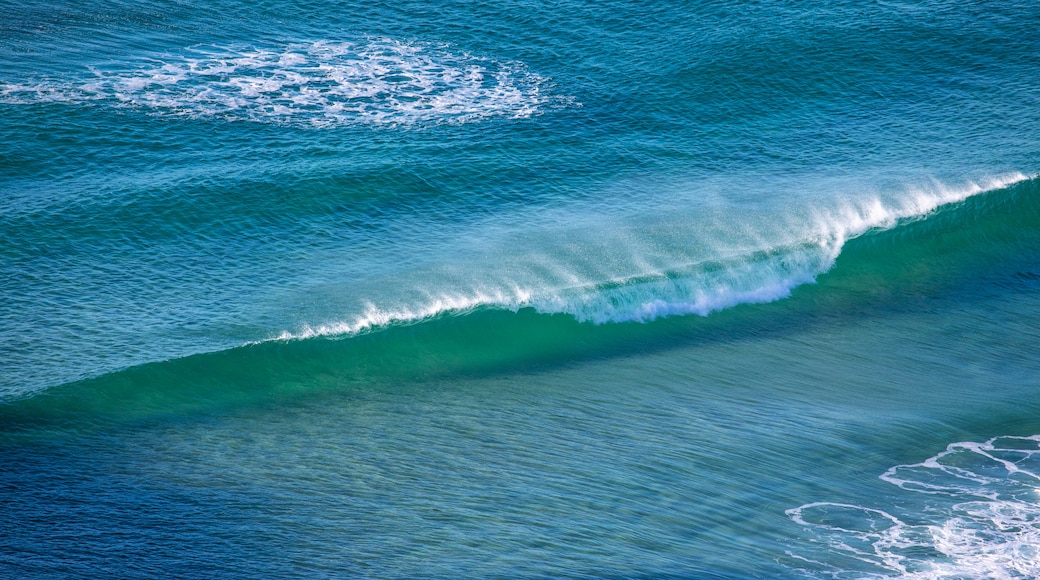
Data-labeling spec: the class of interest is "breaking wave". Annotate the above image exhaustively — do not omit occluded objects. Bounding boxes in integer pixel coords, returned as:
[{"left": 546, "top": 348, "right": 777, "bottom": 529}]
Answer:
[
  {"left": 3, "top": 173, "right": 1039, "bottom": 419},
  {"left": 274, "top": 173, "right": 1031, "bottom": 341}
]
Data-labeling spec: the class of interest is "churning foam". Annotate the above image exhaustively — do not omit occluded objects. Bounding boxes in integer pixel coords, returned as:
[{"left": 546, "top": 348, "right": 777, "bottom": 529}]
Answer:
[
  {"left": 270, "top": 173, "right": 1031, "bottom": 341},
  {"left": 0, "top": 38, "right": 563, "bottom": 126},
  {"left": 787, "top": 435, "right": 1040, "bottom": 579}
]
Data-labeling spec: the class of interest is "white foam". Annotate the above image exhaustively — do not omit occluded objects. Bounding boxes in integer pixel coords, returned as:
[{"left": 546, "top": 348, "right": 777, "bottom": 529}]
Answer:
[
  {"left": 0, "top": 38, "right": 565, "bottom": 126},
  {"left": 881, "top": 437, "right": 1040, "bottom": 500},
  {"left": 787, "top": 435, "right": 1040, "bottom": 579}
]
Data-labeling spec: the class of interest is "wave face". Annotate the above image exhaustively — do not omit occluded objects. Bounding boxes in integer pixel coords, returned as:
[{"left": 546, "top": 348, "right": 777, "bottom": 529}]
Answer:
[{"left": 4, "top": 0, "right": 1040, "bottom": 577}]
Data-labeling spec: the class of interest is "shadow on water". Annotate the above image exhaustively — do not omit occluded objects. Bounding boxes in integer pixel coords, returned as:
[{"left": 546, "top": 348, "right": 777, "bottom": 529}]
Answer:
[{"left": 3, "top": 177, "right": 1039, "bottom": 432}]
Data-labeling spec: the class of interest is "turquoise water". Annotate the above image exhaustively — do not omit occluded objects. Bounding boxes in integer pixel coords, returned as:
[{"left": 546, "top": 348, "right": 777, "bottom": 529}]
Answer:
[{"left": 3, "top": 1, "right": 1040, "bottom": 577}]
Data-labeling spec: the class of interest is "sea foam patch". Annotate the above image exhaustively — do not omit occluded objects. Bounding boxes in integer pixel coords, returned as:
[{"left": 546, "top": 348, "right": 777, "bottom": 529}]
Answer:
[
  {"left": 786, "top": 435, "right": 1040, "bottom": 579},
  {"left": 0, "top": 39, "right": 562, "bottom": 126}
]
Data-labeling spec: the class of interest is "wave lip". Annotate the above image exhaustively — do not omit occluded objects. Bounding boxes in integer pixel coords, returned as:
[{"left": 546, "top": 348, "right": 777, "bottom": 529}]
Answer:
[{"left": 1, "top": 38, "right": 566, "bottom": 127}]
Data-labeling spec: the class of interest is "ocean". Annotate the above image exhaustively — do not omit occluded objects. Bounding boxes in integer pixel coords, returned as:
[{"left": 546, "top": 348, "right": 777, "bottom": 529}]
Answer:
[{"left": 2, "top": 0, "right": 1040, "bottom": 577}]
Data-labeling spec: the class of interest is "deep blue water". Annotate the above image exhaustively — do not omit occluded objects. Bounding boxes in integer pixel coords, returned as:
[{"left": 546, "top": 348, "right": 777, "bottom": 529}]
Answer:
[{"left": 3, "top": 1, "right": 1040, "bottom": 577}]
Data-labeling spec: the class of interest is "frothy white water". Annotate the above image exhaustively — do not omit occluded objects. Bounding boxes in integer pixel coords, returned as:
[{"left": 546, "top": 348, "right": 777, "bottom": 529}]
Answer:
[
  {"left": 0, "top": 38, "right": 563, "bottom": 126},
  {"left": 271, "top": 172, "right": 1030, "bottom": 341},
  {"left": 787, "top": 435, "right": 1040, "bottom": 579}
]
